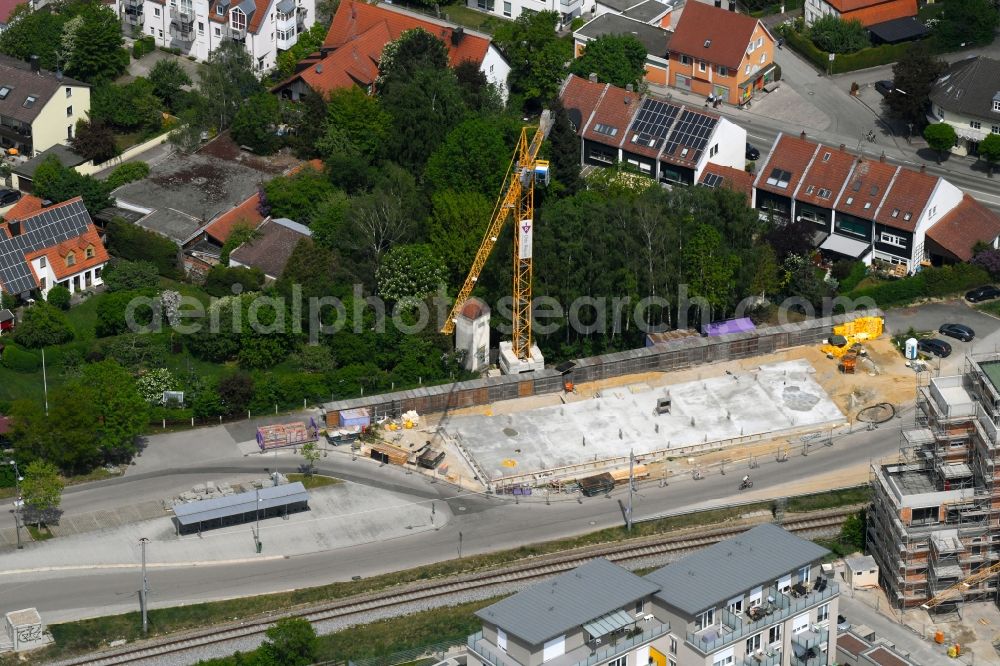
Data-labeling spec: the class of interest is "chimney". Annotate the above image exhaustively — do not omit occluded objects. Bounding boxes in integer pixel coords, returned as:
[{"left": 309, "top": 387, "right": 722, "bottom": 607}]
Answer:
[
  {"left": 839, "top": 143, "right": 846, "bottom": 151},
  {"left": 626, "top": 83, "right": 634, "bottom": 92},
  {"left": 451, "top": 27, "right": 464, "bottom": 45},
  {"left": 800, "top": 131, "right": 807, "bottom": 140},
  {"left": 589, "top": 72, "right": 598, "bottom": 83},
  {"left": 315, "top": 63, "right": 323, "bottom": 74},
  {"left": 29, "top": 55, "right": 39, "bottom": 74},
  {"left": 728, "top": 1, "right": 736, "bottom": 10},
  {"left": 879, "top": 151, "right": 886, "bottom": 162},
  {"left": 8, "top": 219, "right": 20, "bottom": 237},
  {"left": 714, "top": 0, "right": 721, "bottom": 6},
  {"left": 920, "top": 165, "right": 926, "bottom": 173}
]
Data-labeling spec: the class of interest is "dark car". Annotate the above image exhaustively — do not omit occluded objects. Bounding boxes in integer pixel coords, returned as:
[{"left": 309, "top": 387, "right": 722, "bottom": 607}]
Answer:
[
  {"left": 966, "top": 285, "right": 1000, "bottom": 303},
  {"left": 0, "top": 189, "right": 21, "bottom": 206},
  {"left": 919, "top": 338, "right": 953, "bottom": 358},
  {"left": 939, "top": 323, "right": 975, "bottom": 342},
  {"left": 874, "top": 80, "right": 893, "bottom": 96},
  {"left": 745, "top": 143, "right": 760, "bottom": 160}
]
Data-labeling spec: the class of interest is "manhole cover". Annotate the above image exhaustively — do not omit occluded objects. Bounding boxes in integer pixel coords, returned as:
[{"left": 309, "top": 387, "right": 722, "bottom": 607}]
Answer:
[
  {"left": 191, "top": 176, "right": 207, "bottom": 185},
  {"left": 458, "top": 506, "right": 466, "bottom": 511},
  {"left": 589, "top": 521, "right": 596, "bottom": 525},
  {"left": 503, "top": 428, "right": 518, "bottom": 437}
]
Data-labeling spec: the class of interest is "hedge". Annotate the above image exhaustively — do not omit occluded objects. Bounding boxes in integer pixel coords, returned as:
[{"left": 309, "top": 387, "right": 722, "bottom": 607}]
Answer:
[
  {"left": 106, "top": 161, "right": 150, "bottom": 189},
  {"left": 848, "top": 263, "right": 989, "bottom": 308},
  {"left": 106, "top": 218, "right": 182, "bottom": 278},
  {"left": 2, "top": 346, "right": 41, "bottom": 373},
  {"left": 780, "top": 24, "right": 942, "bottom": 74},
  {"left": 132, "top": 36, "right": 155, "bottom": 59}
]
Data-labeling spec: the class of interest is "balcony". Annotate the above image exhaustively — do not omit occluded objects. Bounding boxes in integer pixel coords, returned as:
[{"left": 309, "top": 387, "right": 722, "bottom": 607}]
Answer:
[
  {"left": 560, "top": 0, "right": 582, "bottom": 12},
  {"left": 276, "top": 26, "right": 296, "bottom": 51},
  {"left": 169, "top": 6, "right": 194, "bottom": 43},
  {"left": 743, "top": 650, "right": 781, "bottom": 666},
  {"left": 229, "top": 26, "right": 246, "bottom": 41},
  {"left": 790, "top": 627, "right": 828, "bottom": 666},
  {"left": 467, "top": 620, "right": 671, "bottom": 666},
  {"left": 685, "top": 582, "right": 839, "bottom": 655}
]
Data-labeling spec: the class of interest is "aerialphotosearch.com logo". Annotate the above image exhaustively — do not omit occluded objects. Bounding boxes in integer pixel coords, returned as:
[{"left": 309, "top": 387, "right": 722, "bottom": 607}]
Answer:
[{"left": 125, "top": 283, "right": 879, "bottom": 343}]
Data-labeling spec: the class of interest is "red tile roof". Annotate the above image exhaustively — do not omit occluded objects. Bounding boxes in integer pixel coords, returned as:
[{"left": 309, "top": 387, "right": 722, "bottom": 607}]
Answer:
[
  {"left": 874, "top": 167, "right": 938, "bottom": 232},
  {"left": 25, "top": 226, "right": 109, "bottom": 281},
  {"left": 204, "top": 193, "right": 264, "bottom": 245},
  {"left": 842, "top": 0, "right": 917, "bottom": 27},
  {"left": 560, "top": 75, "right": 610, "bottom": 131},
  {"left": 699, "top": 164, "right": 753, "bottom": 202},
  {"left": 927, "top": 195, "right": 1000, "bottom": 262},
  {"left": 834, "top": 159, "right": 898, "bottom": 219},
  {"left": 325, "top": 1, "right": 490, "bottom": 67},
  {"left": 4, "top": 194, "right": 45, "bottom": 222},
  {"left": 669, "top": 1, "right": 766, "bottom": 70},
  {"left": 580, "top": 84, "right": 640, "bottom": 147},
  {"left": 754, "top": 133, "right": 818, "bottom": 197},
  {"left": 795, "top": 144, "right": 855, "bottom": 208},
  {"left": 284, "top": 21, "right": 387, "bottom": 93},
  {"left": 0, "top": 0, "right": 24, "bottom": 25}
]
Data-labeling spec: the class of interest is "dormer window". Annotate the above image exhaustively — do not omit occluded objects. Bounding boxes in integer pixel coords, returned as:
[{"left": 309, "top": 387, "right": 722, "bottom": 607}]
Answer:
[
  {"left": 85, "top": 246, "right": 94, "bottom": 259},
  {"left": 66, "top": 252, "right": 76, "bottom": 267},
  {"left": 994, "top": 100, "right": 1000, "bottom": 112},
  {"left": 891, "top": 208, "right": 899, "bottom": 218},
  {"left": 231, "top": 7, "right": 246, "bottom": 30},
  {"left": 845, "top": 197, "right": 854, "bottom": 205},
  {"left": 39, "top": 256, "right": 46, "bottom": 268},
  {"left": 903, "top": 212, "right": 912, "bottom": 221},
  {"left": 0, "top": 87, "right": 10, "bottom": 100},
  {"left": 822, "top": 152, "right": 830, "bottom": 162}
]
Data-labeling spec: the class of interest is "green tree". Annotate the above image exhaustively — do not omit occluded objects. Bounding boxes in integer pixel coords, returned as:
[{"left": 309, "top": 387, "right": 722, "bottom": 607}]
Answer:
[
  {"left": 570, "top": 34, "right": 648, "bottom": 88},
  {"left": 683, "top": 224, "right": 736, "bottom": 322},
  {"left": 749, "top": 245, "right": 781, "bottom": 299},
  {"left": 46, "top": 384, "right": 103, "bottom": 473},
  {"left": 148, "top": 58, "right": 192, "bottom": 112},
  {"left": 231, "top": 92, "right": 282, "bottom": 154},
  {"left": 20, "top": 460, "right": 64, "bottom": 527},
  {"left": 101, "top": 259, "right": 160, "bottom": 292},
  {"left": 808, "top": 15, "right": 869, "bottom": 54},
  {"left": 493, "top": 11, "right": 573, "bottom": 111},
  {"left": 427, "top": 189, "right": 494, "bottom": 282},
  {"left": 106, "top": 218, "right": 181, "bottom": 276},
  {"left": 782, "top": 254, "right": 829, "bottom": 307},
  {"left": 285, "top": 90, "right": 327, "bottom": 159},
  {"left": 8, "top": 399, "right": 48, "bottom": 462},
  {"left": 840, "top": 510, "right": 866, "bottom": 550},
  {"left": 276, "top": 22, "right": 326, "bottom": 78},
  {"left": 454, "top": 59, "right": 503, "bottom": 114},
  {"left": 92, "top": 80, "right": 163, "bottom": 132},
  {"left": 380, "top": 67, "right": 467, "bottom": 171},
  {"left": 376, "top": 28, "right": 450, "bottom": 90},
  {"left": 203, "top": 264, "right": 265, "bottom": 297},
  {"left": 78, "top": 361, "right": 148, "bottom": 461},
  {"left": 46, "top": 285, "right": 71, "bottom": 310},
  {"left": 258, "top": 618, "right": 318, "bottom": 666},
  {"left": 424, "top": 117, "right": 512, "bottom": 198},
  {"left": 217, "top": 372, "right": 254, "bottom": 415},
  {"left": 321, "top": 87, "right": 392, "bottom": 162},
  {"left": 105, "top": 161, "right": 151, "bottom": 189},
  {"left": 62, "top": 3, "right": 129, "bottom": 84},
  {"left": 979, "top": 132, "right": 1000, "bottom": 178},
  {"left": 71, "top": 119, "right": 119, "bottom": 163},
  {"left": 885, "top": 44, "right": 946, "bottom": 128},
  {"left": 262, "top": 169, "right": 338, "bottom": 224},
  {"left": 375, "top": 244, "right": 447, "bottom": 306},
  {"left": 547, "top": 99, "right": 582, "bottom": 196},
  {"left": 199, "top": 40, "right": 263, "bottom": 130},
  {"left": 309, "top": 190, "right": 352, "bottom": 250},
  {"left": 935, "top": 0, "right": 1000, "bottom": 49},
  {"left": 300, "top": 442, "right": 320, "bottom": 476},
  {"left": 33, "top": 155, "right": 113, "bottom": 214},
  {"left": 0, "top": 5, "right": 66, "bottom": 70},
  {"left": 96, "top": 289, "right": 159, "bottom": 337},
  {"left": 12, "top": 302, "right": 74, "bottom": 348},
  {"left": 924, "top": 122, "right": 957, "bottom": 163},
  {"left": 220, "top": 222, "right": 258, "bottom": 265}
]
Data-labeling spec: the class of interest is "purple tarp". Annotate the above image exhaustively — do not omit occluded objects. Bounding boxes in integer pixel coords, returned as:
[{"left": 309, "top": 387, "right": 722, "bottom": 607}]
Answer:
[{"left": 704, "top": 317, "right": 756, "bottom": 337}]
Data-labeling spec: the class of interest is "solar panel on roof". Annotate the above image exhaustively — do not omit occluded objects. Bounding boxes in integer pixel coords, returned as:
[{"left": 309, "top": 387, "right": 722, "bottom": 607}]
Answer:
[
  {"left": 701, "top": 172, "right": 724, "bottom": 188},
  {"left": 0, "top": 200, "right": 94, "bottom": 295},
  {"left": 627, "top": 98, "right": 680, "bottom": 151},
  {"left": 663, "top": 109, "right": 717, "bottom": 162}
]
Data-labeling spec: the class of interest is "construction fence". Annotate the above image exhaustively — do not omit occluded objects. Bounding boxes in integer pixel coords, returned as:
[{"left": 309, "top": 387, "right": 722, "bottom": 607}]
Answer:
[{"left": 323, "top": 310, "right": 883, "bottom": 424}]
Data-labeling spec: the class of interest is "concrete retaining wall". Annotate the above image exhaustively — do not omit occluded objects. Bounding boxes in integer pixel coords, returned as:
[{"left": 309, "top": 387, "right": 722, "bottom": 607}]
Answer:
[{"left": 323, "top": 310, "right": 882, "bottom": 425}]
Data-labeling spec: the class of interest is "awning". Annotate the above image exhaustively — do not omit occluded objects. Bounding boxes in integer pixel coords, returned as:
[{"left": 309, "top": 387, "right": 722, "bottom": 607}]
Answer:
[
  {"left": 956, "top": 125, "right": 989, "bottom": 142},
  {"left": 583, "top": 609, "right": 635, "bottom": 638},
  {"left": 820, "top": 234, "right": 870, "bottom": 258}
]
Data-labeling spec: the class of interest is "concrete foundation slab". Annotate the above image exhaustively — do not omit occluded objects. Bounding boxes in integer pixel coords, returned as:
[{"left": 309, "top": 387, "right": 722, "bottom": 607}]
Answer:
[
  {"left": 447, "top": 359, "right": 845, "bottom": 481},
  {"left": 499, "top": 341, "right": 545, "bottom": 374}
]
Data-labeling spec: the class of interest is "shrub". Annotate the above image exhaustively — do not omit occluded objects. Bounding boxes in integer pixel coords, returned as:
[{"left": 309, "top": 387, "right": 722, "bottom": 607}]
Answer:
[
  {"left": 106, "top": 218, "right": 182, "bottom": 278},
  {"left": 12, "top": 303, "right": 74, "bottom": 348},
  {"left": 837, "top": 261, "right": 868, "bottom": 293},
  {"left": 106, "top": 161, "right": 151, "bottom": 189},
  {"left": 2, "top": 346, "right": 40, "bottom": 373},
  {"left": 810, "top": 15, "right": 869, "bottom": 54},
  {"left": 848, "top": 263, "right": 989, "bottom": 307},
  {"left": 202, "top": 264, "right": 265, "bottom": 298},
  {"left": 101, "top": 259, "right": 160, "bottom": 292},
  {"left": 46, "top": 285, "right": 71, "bottom": 310}
]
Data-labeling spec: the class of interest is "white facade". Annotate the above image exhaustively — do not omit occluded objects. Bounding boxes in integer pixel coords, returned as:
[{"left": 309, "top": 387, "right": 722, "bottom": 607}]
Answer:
[
  {"left": 120, "top": 0, "right": 315, "bottom": 72},
  {"left": 929, "top": 103, "right": 1000, "bottom": 157},
  {"left": 481, "top": 44, "right": 512, "bottom": 103},
  {"left": 702, "top": 117, "right": 746, "bottom": 180},
  {"left": 804, "top": 0, "right": 839, "bottom": 25},
  {"left": 29, "top": 83, "right": 91, "bottom": 156},
  {"left": 28, "top": 252, "right": 105, "bottom": 298},
  {"left": 467, "top": 0, "right": 583, "bottom": 24}
]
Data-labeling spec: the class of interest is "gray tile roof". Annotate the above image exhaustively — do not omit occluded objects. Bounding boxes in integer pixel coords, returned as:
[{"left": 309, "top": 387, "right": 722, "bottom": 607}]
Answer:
[
  {"left": 173, "top": 481, "right": 309, "bottom": 526},
  {"left": 575, "top": 14, "right": 671, "bottom": 57},
  {"left": 475, "top": 558, "right": 661, "bottom": 645},
  {"left": 643, "top": 524, "right": 830, "bottom": 616},
  {"left": 930, "top": 56, "right": 1000, "bottom": 122},
  {"left": 12, "top": 144, "right": 88, "bottom": 179},
  {"left": 0, "top": 198, "right": 93, "bottom": 295},
  {"left": 0, "top": 55, "right": 87, "bottom": 125},
  {"left": 229, "top": 217, "right": 311, "bottom": 278}
]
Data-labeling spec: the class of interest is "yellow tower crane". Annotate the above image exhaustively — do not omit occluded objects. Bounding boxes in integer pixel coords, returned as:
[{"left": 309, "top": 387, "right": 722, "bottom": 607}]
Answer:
[
  {"left": 441, "top": 111, "right": 552, "bottom": 372},
  {"left": 920, "top": 559, "right": 1000, "bottom": 610}
]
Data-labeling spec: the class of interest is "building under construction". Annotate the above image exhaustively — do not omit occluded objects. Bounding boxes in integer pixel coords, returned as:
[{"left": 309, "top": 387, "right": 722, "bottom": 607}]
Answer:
[{"left": 868, "top": 353, "right": 1000, "bottom": 610}]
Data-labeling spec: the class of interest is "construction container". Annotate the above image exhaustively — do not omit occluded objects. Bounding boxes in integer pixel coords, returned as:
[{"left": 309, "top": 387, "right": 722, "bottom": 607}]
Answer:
[
  {"left": 610, "top": 465, "right": 649, "bottom": 483},
  {"left": 578, "top": 472, "right": 615, "bottom": 497},
  {"left": 256, "top": 422, "right": 317, "bottom": 451},
  {"left": 418, "top": 449, "right": 446, "bottom": 469},
  {"left": 340, "top": 408, "right": 371, "bottom": 428},
  {"left": 369, "top": 441, "right": 409, "bottom": 466}
]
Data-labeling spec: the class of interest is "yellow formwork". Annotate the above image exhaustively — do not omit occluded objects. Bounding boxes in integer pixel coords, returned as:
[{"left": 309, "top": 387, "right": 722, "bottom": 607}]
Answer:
[{"left": 820, "top": 316, "right": 884, "bottom": 358}]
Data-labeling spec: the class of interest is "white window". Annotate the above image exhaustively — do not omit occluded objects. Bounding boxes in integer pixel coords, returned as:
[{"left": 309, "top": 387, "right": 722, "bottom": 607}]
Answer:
[
  {"left": 668, "top": 660, "right": 677, "bottom": 666},
  {"left": 503, "top": 1, "right": 511, "bottom": 16},
  {"left": 150, "top": 25, "right": 155, "bottom": 34},
  {"left": 792, "top": 613, "right": 809, "bottom": 635},
  {"left": 681, "top": 55, "right": 691, "bottom": 65},
  {"left": 217, "top": 4, "right": 224, "bottom": 14},
  {"left": 929, "top": 205, "right": 937, "bottom": 218},
  {"left": 760, "top": 52, "right": 766, "bottom": 64},
  {"left": 768, "top": 624, "right": 782, "bottom": 645},
  {"left": 993, "top": 126, "right": 1000, "bottom": 134},
  {"left": 710, "top": 144, "right": 719, "bottom": 157},
  {"left": 542, "top": 636, "right": 565, "bottom": 663},
  {"left": 817, "top": 603, "right": 830, "bottom": 624},
  {"left": 231, "top": 7, "right": 246, "bottom": 30},
  {"left": 799, "top": 565, "right": 811, "bottom": 584},
  {"left": 158, "top": 29, "right": 163, "bottom": 37},
  {"left": 711, "top": 647, "right": 734, "bottom": 666},
  {"left": 497, "top": 628, "right": 507, "bottom": 651},
  {"left": 215, "top": 26, "right": 221, "bottom": 36},
  {"left": 994, "top": 100, "right": 1000, "bottom": 112},
  {"left": 745, "top": 65, "right": 750, "bottom": 76},
  {"left": 971, "top": 120, "right": 982, "bottom": 129},
  {"left": 749, "top": 586, "right": 763, "bottom": 607},
  {"left": 718, "top": 65, "right": 728, "bottom": 76},
  {"left": 747, "top": 40, "right": 756, "bottom": 53},
  {"left": 756, "top": 37, "right": 763, "bottom": 48},
  {"left": 777, "top": 575, "right": 791, "bottom": 593},
  {"left": 699, "top": 61, "right": 706, "bottom": 73},
  {"left": 727, "top": 595, "right": 743, "bottom": 614},
  {"left": 669, "top": 636, "right": 678, "bottom": 654},
  {"left": 746, "top": 633, "right": 761, "bottom": 654},
  {"left": 608, "top": 657, "right": 627, "bottom": 666},
  {"left": 198, "top": 21, "right": 204, "bottom": 33},
  {"left": 65, "top": 87, "right": 71, "bottom": 98},
  {"left": 66, "top": 105, "right": 72, "bottom": 117},
  {"left": 881, "top": 232, "right": 905, "bottom": 247},
  {"left": 154, "top": 6, "right": 160, "bottom": 16},
  {"left": 697, "top": 608, "right": 715, "bottom": 630}
]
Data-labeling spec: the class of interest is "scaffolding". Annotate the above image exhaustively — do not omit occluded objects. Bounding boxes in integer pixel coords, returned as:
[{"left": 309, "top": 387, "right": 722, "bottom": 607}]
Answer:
[{"left": 867, "top": 353, "right": 1000, "bottom": 610}]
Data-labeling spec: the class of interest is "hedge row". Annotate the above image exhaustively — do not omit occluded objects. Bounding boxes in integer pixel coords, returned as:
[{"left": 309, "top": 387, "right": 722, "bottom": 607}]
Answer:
[
  {"left": 847, "top": 263, "right": 989, "bottom": 308},
  {"left": 132, "top": 36, "right": 155, "bottom": 59},
  {"left": 780, "top": 24, "right": 941, "bottom": 74}
]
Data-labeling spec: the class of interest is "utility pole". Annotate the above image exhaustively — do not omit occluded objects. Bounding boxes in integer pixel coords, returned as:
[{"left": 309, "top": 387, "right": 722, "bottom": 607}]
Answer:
[
  {"left": 458, "top": 531, "right": 463, "bottom": 558},
  {"left": 627, "top": 449, "right": 634, "bottom": 532},
  {"left": 139, "top": 537, "right": 149, "bottom": 634},
  {"left": 9, "top": 460, "right": 22, "bottom": 550},
  {"left": 41, "top": 348, "right": 48, "bottom": 416}
]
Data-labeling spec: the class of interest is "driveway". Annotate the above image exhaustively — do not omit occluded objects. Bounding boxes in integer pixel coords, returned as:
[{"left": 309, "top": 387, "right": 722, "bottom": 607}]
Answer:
[
  {"left": 884, "top": 299, "right": 1000, "bottom": 373},
  {"left": 118, "top": 49, "right": 201, "bottom": 85}
]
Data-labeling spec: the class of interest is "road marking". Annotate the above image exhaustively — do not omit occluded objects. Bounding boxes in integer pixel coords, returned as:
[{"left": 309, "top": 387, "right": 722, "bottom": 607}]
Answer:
[{"left": 0, "top": 556, "right": 289, "bottom": 576}]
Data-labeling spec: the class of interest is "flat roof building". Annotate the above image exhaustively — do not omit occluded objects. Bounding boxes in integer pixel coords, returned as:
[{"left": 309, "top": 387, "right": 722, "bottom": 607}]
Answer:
[{"left": 173, "top": 482, "right": 309, "bottom": 535}]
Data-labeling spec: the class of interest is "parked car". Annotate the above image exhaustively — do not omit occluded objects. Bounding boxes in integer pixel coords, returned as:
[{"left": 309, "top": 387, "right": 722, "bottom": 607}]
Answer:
[
  {"left": 939, "top": 323, "right": 975, "bottom": 342},
  {"left": 0, "top": 188, "right": 21, "bottom": 206},
  {"left": 837, "top": 615, "right": 850, "bottom": 632},
  {"left": 965, "top": 285, "right": 1000, "bottom": 303},
  {"left": 745, "top": 143, "right": 760, "bottom": 160},
  {"left": 918, "top": 338, "right": 953, "bottom": 358},
  {"left": 874, "top": 80, "right": 893, "bottom": 96}
]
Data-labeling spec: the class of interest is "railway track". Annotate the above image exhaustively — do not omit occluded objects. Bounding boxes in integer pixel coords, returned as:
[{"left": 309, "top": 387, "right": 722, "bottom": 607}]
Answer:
[{"left": 56, "top": 508, "right": 855, "bottom": 665}]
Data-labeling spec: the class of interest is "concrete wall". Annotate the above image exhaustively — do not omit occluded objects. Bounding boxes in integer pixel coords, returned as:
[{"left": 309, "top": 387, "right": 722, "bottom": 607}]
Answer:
[
  {"left": 323, "top": 309, "right": 881, "bottom": 424},
  {"left": 75, "top": 130, "right": 171, "bottom": 177}
]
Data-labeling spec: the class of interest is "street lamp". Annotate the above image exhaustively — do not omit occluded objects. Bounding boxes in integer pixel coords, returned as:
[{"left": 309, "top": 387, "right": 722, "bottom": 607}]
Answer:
[
  {"left": 9, "top": 460, "right": 23, "bottom": 550},
  {"left": 254, "top": 487, "right": 263, "bottom": 553}
]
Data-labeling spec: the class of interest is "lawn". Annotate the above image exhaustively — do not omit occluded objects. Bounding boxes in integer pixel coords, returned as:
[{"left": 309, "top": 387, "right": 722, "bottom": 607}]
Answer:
[
  {"left": 977, "top": 301, "right": 1000, "bottom": 318},
  {"left": 395, "top": 0, "right": 510, "bottom": 33},
  {"left": 287, "top": 473, "right": 341, "bottom": 490},
  {"left": 65, "top": 291, "right": 102, "bottom": 342}
]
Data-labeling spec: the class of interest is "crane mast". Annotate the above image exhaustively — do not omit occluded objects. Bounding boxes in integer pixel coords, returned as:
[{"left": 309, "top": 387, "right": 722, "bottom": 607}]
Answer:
[{"left": 441, "top": 112, "right": 552, "bottom": 371}]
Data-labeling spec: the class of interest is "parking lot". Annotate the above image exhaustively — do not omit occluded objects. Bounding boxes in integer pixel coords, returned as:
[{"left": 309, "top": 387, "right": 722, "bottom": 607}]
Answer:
[{"left": 884, "top": 299, "right": 1000, "bottom": 373}]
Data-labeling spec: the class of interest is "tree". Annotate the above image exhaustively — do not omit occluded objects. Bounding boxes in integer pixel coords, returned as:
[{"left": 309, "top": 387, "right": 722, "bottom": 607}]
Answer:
[
  {"left": 321, "top": 87, "right": 392, "bottom": 162},
  {"left": 924, "top": 122, "right": 956, "bottom": 163},
  {"left": 763, "top": 217, "right": 817, "bottom": 262},
  {"left": 96, "top": 289, "right": 159, "bottom": 337},
  {"left": 972, "top": 248, "right": 1000, "bottom": 278},
  {"left": 0, "top": 5, "right": 66, "bottom": 70},
  {"left": 46, "top": 285, "right": 71, "bottom": 310},
  {"left": 203, "top": 264, "right": 265, "bottom": 297},
  {"left": 71, "top": 120, "right": 119, "bottom": 163},
  {"left": 199, "top": 41, "right": 263, "bottom": 130},
  {"left": 78, "top": 361, "right": 148, "bottom": 461},
  {"left": 570, "top": 34, "right": 648, "bottom": 88},
  {"left": 20, "top": 461, "right": 64, "bottom": 527},
  {"left": 424, "top": 117, "right": 512, "bottom": 198},
  {"left": 346, "top": 165, "right": 421, "bottom": 272},
  {"left": 808, "top": 15, "right": 869, "bottom": 54},
  {"left": 749, "top": 245, "right": 781, "bottom": 299},
  {"left": 309, "top": 190, "right": 352, "bottom": 250},
  {"left": 62, "top": 3, "right": 129, "bottom": 85},
  {"left": 840, "top": 510, "right": 866, "bottom": 550},
  {"left": 885, "top": 44, "right": 946, "bottom": 128},
  {"left": 934, "top": 0, "right": 1000, "bottom": 49},
  {"left": 375, "top": 244, "right": 448, "bottom": 306},
  {"left": 136, "top": 368, "right": 177, "bottom": 404},
  {"left": 427, "top": 189, "right": 494, "bottom": 281},
  {"left": 979, "top": 133, "right": 1000, "bottom": 178},
  {"left": 92, "top": 80, "right": 163, "bottom": 132},
  {"left": 376, "top": 28, "right": 450, "bottom": 90},
  {"left": 8, "top": 399, "right": 49, "bottom": 462},
  {"left": 683, "top": 224, "right": 736, "bottom": 322},
  {"left": 33, "top": 155, "right": 113, "bottom": 214},
  {"left": 148, "top": 58, "right": 192, "bottom": 112},
  {"left": 258, "top": 618, "right": 318, "bottom": 666},
  {"left": 782, "top": 254, "right": 829, "bottom": 308},
  {"left": 12, "top": 302, "right": 74, "bottom": 348},
  {"left": 231, "top": 92, "right": 282, "bottom": 154},
  {"left": 284, "top": 90, "right": 327, "bottom": 159},
  {"left": 547, "top": 100, "right": 582, "bottom": 196},
  {"left": 300, "top": 442, "right": 320, "bottom": 476},
  {"left": 454, "top": 60, "right": 502, "bottom": 114},
  {"left": 218, "top": 372, "right": 255, "bottom": 415},
  {"left": 276, "top": 22, "right": 326, "bottom": 78},
  {"left": 262, "top": 168, "right": 338, "bottom": 224},
  {"left": 493, "top": 11, "right": 573, "bottom": 111},
  {"left": 220, "top": 222, "right": 258, "bottom": 265},
  {"left": 379, "top": 67, "right": 467, "bottom": 170}
]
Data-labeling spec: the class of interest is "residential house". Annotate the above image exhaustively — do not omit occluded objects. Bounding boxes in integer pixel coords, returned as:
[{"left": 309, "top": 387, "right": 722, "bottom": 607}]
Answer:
[
  {"left": 752, "top": 132, "right": 993, "bottom": 272},
  {"left": 273, "top": 1, "right": 509, "bottom": 101},
  {"left": 466, "top": 524, "right": 840, "bottom": 666},
  {"left": 667, "top": 0, "right": 775, "bottom": 106},
  {"left": 228, "top": 216, "right": 310, "bottom": 280},
  {"left": 698, "top": 163, "right": 753, "bottom": 203},
  {"left": 590, "top": 0, "right": 676, "bottom": 28},
  {"left": 118, "top": 0, "right": 316, "bottom": 73},
  {"left": 928, "top": 56, "right": 1000, "bottom": 157},
  {"left": 0, "top": 0, "right": 24, "bottom": 32},
  {"left": 182, "top": 189, "right": 264, "bottom": 273},
  {"left": 573, "top": 14, "right": 671, "bottom": 87},
  {"left": 10, "top": 144, "right": 88, "bottom": 193},
  {"left": 0, "top": 196, "right": 109, "bottom": 299},
  {"left": 466, "top": 0, "right": 582, "bottom": 25},
  {"left": 559, "top": 73, "right": 747, "bottom": 185},
  {"left": 0, "top": 55, "right": 89, "bottom": 157},
  {"left": 803, "top": 0, "right": 915, "bottom": 27}
]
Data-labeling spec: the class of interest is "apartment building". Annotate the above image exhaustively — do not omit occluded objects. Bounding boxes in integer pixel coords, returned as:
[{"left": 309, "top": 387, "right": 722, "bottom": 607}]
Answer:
[
  {"left": 867, "top": 354, "right": 1000, "bottom": 609},
  {"left": 0, "top": 55, "right": 90, "bottom": 157},
  {"left": 559, "top": 74, "right": 747, "bottom": 185},
  {"left": 118, "top": 0, "right": 316, "bottom": 72},
  {"left": 466, "top": 0, "right": 582, "bottom": 25},
  {"left": 467, "top": 524, "right": 840, "bottom": 666},
  {"left": 928, "top": 56, "right": 1000, "bottom": 157}
]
